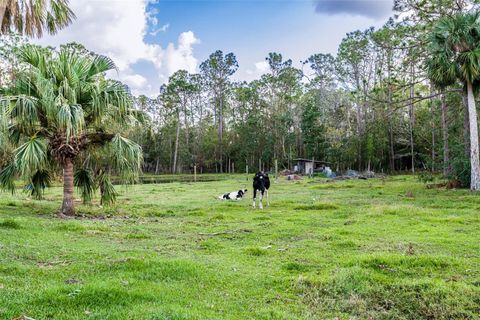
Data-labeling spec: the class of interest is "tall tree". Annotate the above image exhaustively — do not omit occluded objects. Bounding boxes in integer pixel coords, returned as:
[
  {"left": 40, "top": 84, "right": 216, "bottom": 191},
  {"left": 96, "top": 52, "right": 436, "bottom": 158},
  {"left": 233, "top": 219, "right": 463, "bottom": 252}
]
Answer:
[
  {"left": 0, "top": 44, "right": 142, "bottom": 215},
  {"left": 427, "top": 11, "right": 480, "bottom": 190},
  {"left": 305, "top": 53, "right": 336, "bottom": 89},
  {"left": 337, "top": 28, "right": 376, "bottom": 170},
  {"left": 161, "top": 70, "right": 198, "bottom": 174},
  {"left": 263, "top": 52, "right": 302, "bottom": 164},
  {"left": 200, "top": 50, "right": 238, "bottom": 172}
]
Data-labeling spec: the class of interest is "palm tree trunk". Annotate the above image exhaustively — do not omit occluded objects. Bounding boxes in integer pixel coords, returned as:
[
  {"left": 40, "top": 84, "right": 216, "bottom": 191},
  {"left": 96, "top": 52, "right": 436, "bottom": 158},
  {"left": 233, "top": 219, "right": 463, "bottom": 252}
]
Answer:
[
  {"left": 466, "top": 80, "right": 480, "bottom": 190},
  {"left": 463, "top": 89, "right": 470, "bottom": 159},
  {"left": 440, "top": 93, "right": 449, "bottom": 176},
  {"left": 61, "top": 159, "right": 75, "bottom": 215},
  {"left": 172, "top": 110, "right": 181, "bottom": 174}
]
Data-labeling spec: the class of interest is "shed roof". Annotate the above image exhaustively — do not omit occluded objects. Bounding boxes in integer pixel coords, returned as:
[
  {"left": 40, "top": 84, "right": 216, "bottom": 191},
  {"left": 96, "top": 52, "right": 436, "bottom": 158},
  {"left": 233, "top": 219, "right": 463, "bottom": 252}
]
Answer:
[{"left": 293, "top": 158, "right": 331, "bottom": 164}]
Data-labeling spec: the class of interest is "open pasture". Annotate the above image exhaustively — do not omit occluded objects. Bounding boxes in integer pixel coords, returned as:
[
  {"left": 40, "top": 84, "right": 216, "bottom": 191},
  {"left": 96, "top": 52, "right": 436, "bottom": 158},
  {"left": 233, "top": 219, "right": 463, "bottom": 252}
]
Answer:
[{"left": 0, "top": 175, "right": 479, "bottom": 319}]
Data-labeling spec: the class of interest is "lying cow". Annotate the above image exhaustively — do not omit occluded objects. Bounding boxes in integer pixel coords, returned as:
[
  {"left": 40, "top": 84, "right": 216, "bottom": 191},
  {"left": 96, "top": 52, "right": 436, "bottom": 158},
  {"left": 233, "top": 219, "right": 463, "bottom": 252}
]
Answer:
[
  {"left": 219, "top": 189, "right": 248, "bottom": 201},
  {"left": 253, "top": 171, "right": 270, "bottom": 209}
]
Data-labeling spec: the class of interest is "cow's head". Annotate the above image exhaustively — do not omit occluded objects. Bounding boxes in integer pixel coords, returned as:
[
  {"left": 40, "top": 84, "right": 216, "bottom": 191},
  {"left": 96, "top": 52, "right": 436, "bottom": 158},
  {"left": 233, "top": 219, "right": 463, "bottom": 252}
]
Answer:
[{"left": 254, "top": 171, "right": 267, "bottom": 191}]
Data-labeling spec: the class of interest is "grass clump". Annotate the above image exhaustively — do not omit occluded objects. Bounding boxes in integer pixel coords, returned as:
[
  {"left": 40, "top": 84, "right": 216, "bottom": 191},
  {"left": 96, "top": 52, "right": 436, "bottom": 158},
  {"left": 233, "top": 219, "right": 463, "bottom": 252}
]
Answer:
[
  {"left": 294, "top": 203, "right": 339, "bottom": 210},
  {"left": 282, "top": 262, "right": 311, "bottom": 273},
  {"left": 244, "top": 247, "right": 268, "bottom": 256},
  {"left": 0, "top": 219, "right": 21, "bottom": 229},
  {"left": 296, "top": 267, "right": 479, "bottom": 319},
  {"left": 54, "top": 222, "right": 85, "bottom": 232}
]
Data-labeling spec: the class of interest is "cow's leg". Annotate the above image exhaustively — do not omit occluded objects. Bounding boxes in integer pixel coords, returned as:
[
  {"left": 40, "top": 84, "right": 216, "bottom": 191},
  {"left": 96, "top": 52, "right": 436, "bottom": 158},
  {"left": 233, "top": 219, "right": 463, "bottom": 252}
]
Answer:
[
  {"left": 253, "top": 189, "right": 257, "bottom": 208},
  {"left": 259, "top": 190, "right": 264, "bottom": 209},
  {"left": 266, "top": 189, "right": 270, "bottom": 207}
]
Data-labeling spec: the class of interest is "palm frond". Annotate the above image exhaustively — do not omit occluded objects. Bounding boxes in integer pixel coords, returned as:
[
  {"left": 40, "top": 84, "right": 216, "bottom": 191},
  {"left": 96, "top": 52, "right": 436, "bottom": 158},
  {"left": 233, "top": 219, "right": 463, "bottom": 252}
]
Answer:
[
  {"left": 109, "top": 134, "right": 143, "bottom": 182},
  {"left": 0, "top": 98, "right": 13, "bottom": 133},
  {"left": 17, "top": 44, "right": 50, "bottom": 71},
  {"left": 425, "top": 54, "right": 458, "bottom": 89},
  {"left": 97, "top": 172, "right": 117, "bottom": 206},
  {"left": 0, "top": 164, "right": 18, "bottom": 193},
  {"left": 100, "top": 80, "right": 132, "bottom": 118},
  {"left": 458, "top": 49, "right": 480, "bottom": 83},
  {"left": 11, "top": 95, "right": 39, "bottom": 128},
  {"left": 29, "top": 169, "right": 52, "bottom": 200},
  {"left": 89, "top": 55, "right": 117, "bottom": 77},
  {"left": 2, "top": 0, "right": 75, "bottom": 37},
  {"left": 14, "top": 136, "right": 48, "bottom": 176},
  {"left": 56, "top": 103, "right": 85, "bottom": 140},
  {"left": 74, "top": 168, "right": 95, "bottom": 204}
]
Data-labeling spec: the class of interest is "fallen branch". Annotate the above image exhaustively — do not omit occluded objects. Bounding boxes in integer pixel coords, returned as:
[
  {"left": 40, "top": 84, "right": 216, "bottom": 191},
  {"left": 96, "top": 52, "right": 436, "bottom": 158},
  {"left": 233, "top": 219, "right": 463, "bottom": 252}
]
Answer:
[{"left": 198, "top": 229, "right": 252, "bottom": 236}]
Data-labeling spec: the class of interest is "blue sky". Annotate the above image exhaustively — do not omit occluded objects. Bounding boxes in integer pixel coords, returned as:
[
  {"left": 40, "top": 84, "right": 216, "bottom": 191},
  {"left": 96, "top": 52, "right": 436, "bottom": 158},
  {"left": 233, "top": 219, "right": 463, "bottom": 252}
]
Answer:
[{"left": 36, "top": 0, "right": 394, "bottom": 96}]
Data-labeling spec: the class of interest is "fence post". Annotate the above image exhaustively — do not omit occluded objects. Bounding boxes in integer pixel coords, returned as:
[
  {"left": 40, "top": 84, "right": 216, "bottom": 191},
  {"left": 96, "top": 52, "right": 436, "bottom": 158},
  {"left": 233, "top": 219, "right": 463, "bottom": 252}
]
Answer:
[
  {"left": 194, "top": 165, "right": 197, "bottom": 182},
  {"left": 246, "top": 165, "right": 249, "bottom": 181},
  {"left": 275, "top": 159, "right": 278, "bottom": 181},
  {"left": 311, "top": 157, "right": 315, "bottom": 178}
]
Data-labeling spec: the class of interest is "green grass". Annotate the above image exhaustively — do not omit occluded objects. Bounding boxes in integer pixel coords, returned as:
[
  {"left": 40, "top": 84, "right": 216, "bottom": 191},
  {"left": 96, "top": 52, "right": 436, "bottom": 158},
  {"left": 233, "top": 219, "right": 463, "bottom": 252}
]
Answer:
[{"left": 0, "top": 175, "right": 479, "bottom": 319}]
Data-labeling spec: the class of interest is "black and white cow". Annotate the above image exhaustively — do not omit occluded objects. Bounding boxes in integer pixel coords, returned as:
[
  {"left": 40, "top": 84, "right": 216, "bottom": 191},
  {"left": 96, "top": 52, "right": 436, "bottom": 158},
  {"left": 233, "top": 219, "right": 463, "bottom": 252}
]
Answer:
[
  {"left": 219, "top": 189, "right": 248, "bottom": 201},
  {"left": 253, "top": 171, "right": 270, "bottom": 209}
]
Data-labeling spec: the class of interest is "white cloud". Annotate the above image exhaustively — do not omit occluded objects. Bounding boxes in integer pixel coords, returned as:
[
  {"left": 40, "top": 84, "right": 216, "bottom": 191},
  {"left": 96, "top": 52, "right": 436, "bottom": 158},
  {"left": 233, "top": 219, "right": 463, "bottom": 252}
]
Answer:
[
  {"left": 34, "top": 0, "right": 199, "bottom": 97},
  {"left": 163, "top": 31, "right": 200, "bottom": 75},
  {"left": 254, "top": 61, "right": 269, "bottom": 73},
  {"left": 123, "top": 74, "right": 148, "bottom": 88},
  {"left": 244, "top": 61, "right": 269, "bottom": 77},
  {"left": 150, "top": 23, "right": 170, "bottom": 36},
  {"left": 121, "top": 74, "right": 149, "bottom": 95}
]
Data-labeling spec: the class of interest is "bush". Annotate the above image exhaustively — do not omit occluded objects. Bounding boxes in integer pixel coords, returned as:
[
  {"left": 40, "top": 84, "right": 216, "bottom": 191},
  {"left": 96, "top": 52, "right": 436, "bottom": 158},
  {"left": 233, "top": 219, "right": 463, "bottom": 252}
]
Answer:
[
  {"left": 0, "top": 219, "right": 21, "bottom": 229},
  {"left": 448, "top": 154, "right": 470, "bottom": 188},
  {"left": 416, "top": 171, "right": 436, "bottom": 184}
]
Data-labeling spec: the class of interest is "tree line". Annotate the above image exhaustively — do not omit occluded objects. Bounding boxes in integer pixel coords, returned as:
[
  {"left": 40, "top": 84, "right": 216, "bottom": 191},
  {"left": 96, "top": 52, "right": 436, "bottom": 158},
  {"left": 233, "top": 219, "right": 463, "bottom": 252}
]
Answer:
[{"left": 132, "top": 0, "right": 480, "bottom": 190}]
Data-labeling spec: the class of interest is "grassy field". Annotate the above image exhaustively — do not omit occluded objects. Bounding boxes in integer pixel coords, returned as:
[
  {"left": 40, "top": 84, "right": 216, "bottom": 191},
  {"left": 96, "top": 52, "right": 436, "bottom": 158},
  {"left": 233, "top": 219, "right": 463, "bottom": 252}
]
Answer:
[{"left": 0, "top": 175, "right": 479, "bottom": 319}]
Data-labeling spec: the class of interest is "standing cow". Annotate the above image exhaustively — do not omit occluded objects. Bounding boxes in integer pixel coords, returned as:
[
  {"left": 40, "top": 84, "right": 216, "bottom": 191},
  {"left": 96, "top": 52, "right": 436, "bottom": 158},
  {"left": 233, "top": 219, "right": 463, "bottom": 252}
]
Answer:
[{"left": 252, "top": 171, "right": 270, "bottom": 209}]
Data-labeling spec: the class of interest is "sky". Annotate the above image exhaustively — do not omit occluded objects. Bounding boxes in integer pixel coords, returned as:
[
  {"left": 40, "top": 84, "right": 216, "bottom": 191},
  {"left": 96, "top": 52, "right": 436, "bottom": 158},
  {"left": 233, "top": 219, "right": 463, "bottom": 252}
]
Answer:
[{"left": 35, "top": 0, "right": 394, "bottom": 97}]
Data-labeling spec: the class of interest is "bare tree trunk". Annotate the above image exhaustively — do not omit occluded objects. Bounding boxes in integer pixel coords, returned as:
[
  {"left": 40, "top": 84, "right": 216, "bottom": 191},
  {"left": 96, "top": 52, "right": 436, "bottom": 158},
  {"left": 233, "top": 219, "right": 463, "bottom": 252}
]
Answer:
[
  {"left": 155, "top": 157, "right": 160, "bottom": 174},
  {"left": 409, "top": 64, "right": 415, "bottom": 174},
  {"left": 0, "top": 4, "right": 6, "bottom": 29},
  {"left": 218, "top": 94, "right": 224, "bottom": 173},
  {"left": 61, "top": 159, "right": 75, "bottom": 216},
  {"left": 387, "top": 84, "right": 395, "bottom": 172},
  {"left": 172, "top": 109, "right": 181, "bottom": 174},
  {"left": 184, "top": 98, "right": 189, "bottom": 156},
  {"left": 430, "top": 85, "right": 436, "bottom": 172},
  {"left": 386, "top": 53, "right": 394, "bottom": 172},
  {"left": 440, "top": 93, "right": 449, "bottom": 176},
  {"left": 466, "top": 80, "right": 480, "bottom": 190},
  {"left": 355, "top": 102, "right": 363, "bottom": 170}
]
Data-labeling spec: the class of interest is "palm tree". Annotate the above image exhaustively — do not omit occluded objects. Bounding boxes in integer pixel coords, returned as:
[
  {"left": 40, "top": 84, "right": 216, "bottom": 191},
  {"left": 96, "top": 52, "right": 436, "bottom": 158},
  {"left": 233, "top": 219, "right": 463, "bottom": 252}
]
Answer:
[
  {"left": 0, "top": 44, "right": 142, "bottom": 215},
  {"left": 426, "top": 11, "right": 480, "bottom": 190},
  {"left": 1, "top": 0, "right": 75, "bottom": 37}
]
